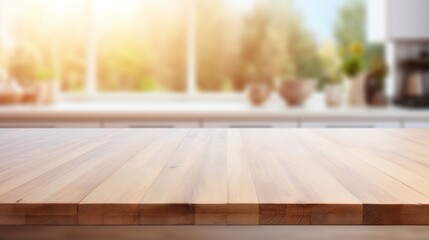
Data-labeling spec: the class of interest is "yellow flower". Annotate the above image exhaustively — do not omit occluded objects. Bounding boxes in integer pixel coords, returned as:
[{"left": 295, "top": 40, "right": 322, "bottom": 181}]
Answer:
[{"left": 350, "top": 42, "right": 363, "bottom": 55}]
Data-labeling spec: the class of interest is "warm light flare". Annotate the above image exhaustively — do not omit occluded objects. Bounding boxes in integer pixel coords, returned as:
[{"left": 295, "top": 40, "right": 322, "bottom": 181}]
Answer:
[
  {"left": 0, "top": 0, "right": 378, "bottom": 94},
  {"left": 95, "top": 0, "right": 138, "bottom": 22},
  {"left": 226, "top": 0, "right": 257, "bottom": 12}
]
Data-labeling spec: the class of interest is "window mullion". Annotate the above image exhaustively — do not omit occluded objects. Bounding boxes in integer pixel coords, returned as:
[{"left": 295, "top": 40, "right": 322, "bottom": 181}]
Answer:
[
  {"left": 186, "top": 0, "right": 197, "bottom": 95},
  {"left": 86, "top": 0, "right": 97, "bottom": 96}
]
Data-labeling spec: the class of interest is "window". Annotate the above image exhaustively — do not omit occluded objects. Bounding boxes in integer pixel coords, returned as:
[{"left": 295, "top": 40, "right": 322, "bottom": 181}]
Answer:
[
  {"left": 58, "top": 1, "right": 89, "bottom": 92},
  {"left": 196, "top": 0, "right": 244, "bottom": 92},
  {"left": 95, "top": 0, "right": 187, "bottom": 93},
  {"left": 0, "top": 0, "right": 381, "bottom": 96},
  {"left": 0, "top": 0, "right": 88, "bottom": 92},
  {"left": 196, "top": 0, "right": 321, "bottom": 92}
]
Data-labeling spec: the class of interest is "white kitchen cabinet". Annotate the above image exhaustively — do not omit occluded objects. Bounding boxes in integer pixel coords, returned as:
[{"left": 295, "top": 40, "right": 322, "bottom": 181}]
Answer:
[
  {"left": 389, "top": 0, "right": 429, "bottom": 40},
  {"left": 104, "top": 120, "right": 199, "bottom": 128},
  {"left": 367, "top": 0, "right": 429, "bottom": 41},
  {"left": 301, "top": 120, "right": 401, "bottom": 128},
  {"left": 203, "top": 121, "right": 298, "bottom": 128},
  {"left": 367, "top": 0, "right": 388, "bottom": 42},
  {"left": 0, "top": 121, "right": 101, "bottom": 128},
  {"left": 404, "top": 120, "right": 429, "bottom": 128}
]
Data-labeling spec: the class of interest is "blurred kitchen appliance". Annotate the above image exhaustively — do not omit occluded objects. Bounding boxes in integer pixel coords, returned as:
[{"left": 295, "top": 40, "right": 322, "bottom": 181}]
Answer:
[{"left": 394, "top": 42, "right": 429, "bottom": 108}]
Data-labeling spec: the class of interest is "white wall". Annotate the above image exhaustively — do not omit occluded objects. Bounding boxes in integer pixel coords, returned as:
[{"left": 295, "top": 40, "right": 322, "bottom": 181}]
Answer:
[
  {"left": 366, "top": 0, "right": 387, "bottom": 43},
  {"left": 389, "top": 0, "right": 429, "bottom": 40}
]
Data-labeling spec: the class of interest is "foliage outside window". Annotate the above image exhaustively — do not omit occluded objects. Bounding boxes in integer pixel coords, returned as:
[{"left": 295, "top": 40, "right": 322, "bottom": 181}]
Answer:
[
  {"left": 0, "top": 0, "right": 383, "bottom": 95},
  {"left": 95, "top": 0, "right": 187, "bottom": 93},
  {"left": 0, "top": 0, "right": 87, "bottom": 92}
]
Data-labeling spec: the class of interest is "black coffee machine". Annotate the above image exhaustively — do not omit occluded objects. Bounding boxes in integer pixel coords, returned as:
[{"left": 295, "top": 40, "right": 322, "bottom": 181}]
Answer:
[{"left": 395, "top": 50, "right": 429, "bottom": 108}]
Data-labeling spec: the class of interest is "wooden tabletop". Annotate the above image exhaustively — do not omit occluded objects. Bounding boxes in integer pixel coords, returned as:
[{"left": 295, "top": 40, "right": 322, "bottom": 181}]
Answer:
[{"left": 0, "top": 129, "right": 429, "bottom": 226}]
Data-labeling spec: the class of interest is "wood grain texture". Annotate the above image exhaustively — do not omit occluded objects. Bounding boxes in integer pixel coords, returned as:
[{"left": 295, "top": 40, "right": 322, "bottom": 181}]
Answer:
[{"left": 0, "top": 129, "right": 429, "bottom": 225}]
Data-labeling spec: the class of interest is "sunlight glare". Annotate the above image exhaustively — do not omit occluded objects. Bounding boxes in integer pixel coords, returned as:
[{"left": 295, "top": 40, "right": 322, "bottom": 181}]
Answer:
[
  {"left": 227, "top": 0, "right": 257, "bottom": 13},
  {"left": 95, "top": 0, "right": 139, "bottom": 22},
  {"left": 48, "top": 0, "right": 66, "bottom": 17}
]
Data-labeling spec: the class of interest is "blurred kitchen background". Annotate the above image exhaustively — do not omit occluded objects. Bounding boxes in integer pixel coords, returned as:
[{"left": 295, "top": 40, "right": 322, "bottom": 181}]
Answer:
[{"left": 0, "top": 0, "right": 429, "bottom": 129}]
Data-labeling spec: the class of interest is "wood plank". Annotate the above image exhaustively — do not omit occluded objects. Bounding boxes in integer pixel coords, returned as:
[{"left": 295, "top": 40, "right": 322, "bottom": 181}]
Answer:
[
  {"left": 193, "top": 129, "right": 228, "bottom": 225},
  {"left": 79, "top": 129, "right": 189, "bottom": 225},
  {"left": 226, "top": 130, "right": 259, "bottom": 225},
  {"left": 0, "top": 204, "right": 77, "bottom": 225},
  {"left": 0, "top": 130, "right": 123, "bottom": 196},
  {"left": 241, "top": 129, "right": 362, "bottom": 225},
  {"left": 0, "top": 130, "right": 163, "bottom": 225},
  {"left": 291, "top": 130, "right": 429, "bottom": 225},
  {"left": 0, "top": 129, "right": 428, "bottom": 225},
  {"left": 139, "top": 129, "right": 216, "bottom": 225}
]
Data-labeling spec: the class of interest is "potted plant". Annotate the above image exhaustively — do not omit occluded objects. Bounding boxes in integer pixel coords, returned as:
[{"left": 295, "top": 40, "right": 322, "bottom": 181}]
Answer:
[
  {"left": 323, "top": 74, "right": 342, "bottom": 107},
  {"left": 278, "top": 72, "right": 317, "bottom": 107},
  {"left": 342, "top": 42, "right": 366, "bottom": 106},
  {"left": 0, "top": 74, "right": 24, "bottom": 105},
  {"left": 244, "top": 64, "right": 272, "bottom": 106},
  {"left": 365, "top": 56, "right": 388, "bottom": 106},
  {"left": 237, "top": 9, "right": 274, "bottom": 107},
  {"left": 276, "top": 29, "right": 320, "bottom": 107},
  {"left": 319, "top": 42, "right": 343, "bottom": 107},
  {"left": 34, "top": 67, "right": 59, "bottom": 105},
  {"left": 277, "top": 57, "right": 318, "bottom": 107}
]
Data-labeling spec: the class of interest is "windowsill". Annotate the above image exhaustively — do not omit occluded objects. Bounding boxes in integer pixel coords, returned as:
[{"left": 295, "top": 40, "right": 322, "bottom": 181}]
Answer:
[
  {"left": 1, "top": 94, "right": 429, "bottom": 121},
  {"left": 60, "top": 92, "right": 251, "bottom": 103}
]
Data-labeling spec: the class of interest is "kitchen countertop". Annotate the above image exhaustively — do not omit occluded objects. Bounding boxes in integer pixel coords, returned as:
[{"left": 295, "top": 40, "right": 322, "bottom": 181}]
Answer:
[
  {"left": 0, "top": 128, "right": 428, "bottom": 225},
  {"left": 0, "top": 95, "right": 429, "bottom": 121}
]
